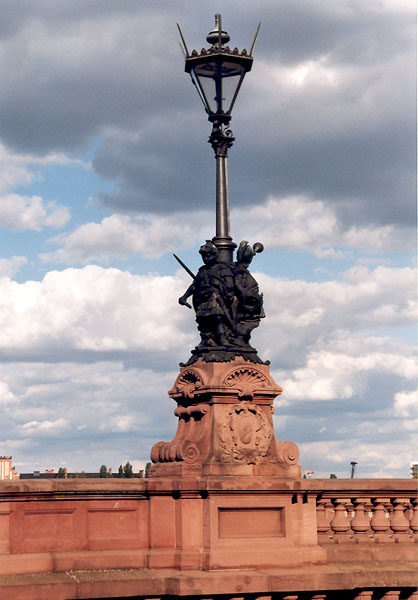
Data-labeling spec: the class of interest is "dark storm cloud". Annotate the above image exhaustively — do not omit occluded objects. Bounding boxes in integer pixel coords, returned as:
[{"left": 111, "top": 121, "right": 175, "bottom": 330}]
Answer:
[
  {"left": 0, "top": 1, "right": 415, "bottom": 228},
  {"left": 94, "top": 112, "right": 415, "bottom": 227},
  {"left": 0, "top": 1, "right": 186, "bottom": 152}
]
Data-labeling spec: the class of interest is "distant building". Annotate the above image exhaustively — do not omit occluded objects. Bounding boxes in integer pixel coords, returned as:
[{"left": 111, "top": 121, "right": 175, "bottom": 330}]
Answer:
[{"left": 0, "top": 456, "right": 19, "bottom": 480}]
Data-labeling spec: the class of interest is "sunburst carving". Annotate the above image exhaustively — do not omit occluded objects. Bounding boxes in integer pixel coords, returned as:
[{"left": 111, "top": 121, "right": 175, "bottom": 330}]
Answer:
[
  {"left": 223, "top": 367, "right": 269, "bottom": 398},
  {"left": 171, "top": 369, "right": 203, "bottom": 399}
]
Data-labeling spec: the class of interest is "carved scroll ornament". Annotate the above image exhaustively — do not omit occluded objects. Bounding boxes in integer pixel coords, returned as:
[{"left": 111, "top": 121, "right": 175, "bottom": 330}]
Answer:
[{"left": 150, "top": 403, "right": 208, "bottom": 465}]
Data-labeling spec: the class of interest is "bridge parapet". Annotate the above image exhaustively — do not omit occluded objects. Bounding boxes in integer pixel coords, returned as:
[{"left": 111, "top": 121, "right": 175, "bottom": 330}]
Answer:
[
  {"left": 299, "top": 479, "right": 417, "bottom": 566},
  {"left": 0, "top": 477, "right": 415, "bottom": 598}
]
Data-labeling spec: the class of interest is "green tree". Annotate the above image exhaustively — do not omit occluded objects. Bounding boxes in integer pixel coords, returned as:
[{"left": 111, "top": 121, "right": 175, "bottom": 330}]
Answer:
[
  {"left": 123, "top": 461, "right": 133, "bottom": 478},
  {"left": 330, "top": 473, "right": 337, "bottom": 479},
  {"left": 75, "top": 471, "right": 87, "bottom": 478},
  {"left": 145, "top": 461, "right": 151, "bottom": 478},
  {"left": 99, "top": 465, "right": 108, "bottom": 478},
  {"left": 57, "top": 467, "right": 66, "bottom": 478}
]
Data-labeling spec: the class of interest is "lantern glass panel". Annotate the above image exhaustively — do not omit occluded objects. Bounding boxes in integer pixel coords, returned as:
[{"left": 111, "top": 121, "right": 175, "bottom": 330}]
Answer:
[
  {"left": 220, "top": 73, "right": 242, "bottom": 113},
  {"left": 192, "top": 59, "right": 246, "bottom": 115},
  {"left": 194, "top": 69, "right": 218, "bottom": 113}
]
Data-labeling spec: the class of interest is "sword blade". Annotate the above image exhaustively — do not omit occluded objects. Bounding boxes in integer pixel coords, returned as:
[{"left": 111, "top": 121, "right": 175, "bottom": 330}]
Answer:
[{"left": 173, "top": 254, "right": 196, "bottom": 279}]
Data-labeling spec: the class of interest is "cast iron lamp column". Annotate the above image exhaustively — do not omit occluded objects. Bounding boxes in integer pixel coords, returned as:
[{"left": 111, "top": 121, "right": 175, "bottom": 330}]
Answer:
[
  {"left": 178, "top": 14, "right": 259, "bottom": 262},
  {"left": 209, "top": 114, "right": 235, "bottom": 263}
]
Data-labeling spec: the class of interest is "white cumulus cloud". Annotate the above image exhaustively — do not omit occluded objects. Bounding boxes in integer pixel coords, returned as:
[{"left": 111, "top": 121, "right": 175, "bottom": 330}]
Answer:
[
  {"left": 0, "top": 194, "right": 70, "bottom": 231},
  {"left": 0, "top": 265, "right": 194, "bottom": 360},
  {"left": 41, "top": 196, "right": 414, "bottom": 265},
  {"left": 0, "top": 256, "right": 27, "bottom": 278},
  {"left": 394, "top": 388, "right": 417, "bottom": 418}
]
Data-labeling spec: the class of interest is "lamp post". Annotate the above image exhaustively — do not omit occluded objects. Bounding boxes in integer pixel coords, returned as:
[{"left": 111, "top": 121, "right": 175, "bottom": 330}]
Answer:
[{"left": 178, "top": 15, "right": 259, "bottom": 263}]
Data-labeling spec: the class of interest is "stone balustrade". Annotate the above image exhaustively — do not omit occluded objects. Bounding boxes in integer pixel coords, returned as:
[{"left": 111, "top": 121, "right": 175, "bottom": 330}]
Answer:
[
  {"left": 314, "top": 490, "right": 417, "bottom": 542},
  {"left": 300, "top": 478, "right": 417, "bottom": 578}
]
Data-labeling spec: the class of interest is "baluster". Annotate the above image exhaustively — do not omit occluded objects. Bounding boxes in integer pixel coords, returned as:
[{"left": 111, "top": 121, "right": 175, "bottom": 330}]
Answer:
[
  {"left": 390, "top": 498, "right": 410, "bottom": 535},
  {"left": 351, "top": 497, "right": 371, "bottom": 538},
  {"left": 365, "top": 499, "right": 374, "bottom": 533},
  {"left": 326, "top": 501, "right": 335, "bottom": 527},
  {"left": 381, "top": 592, "right": 400, "bottom": 600},
  {"left": 316, "top": 499, "right": 331, "bottom": 535},
  {"left": 370, "top": 498, "right": 390, "bottom": 536},
  {"left": 386, "top": 500, "right": 394, "bottom": 534},
  {"left": 409, "top": 498, "right": 418, "bottom": 537},
  {"left": 330, "top": 498, "right": 351, "bottom": 537}
]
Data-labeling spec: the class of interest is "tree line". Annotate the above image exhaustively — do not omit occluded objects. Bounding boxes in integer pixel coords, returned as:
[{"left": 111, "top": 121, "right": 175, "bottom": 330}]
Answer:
[{"left": 55, "top": 462, "right": 152, "bottom": 478}]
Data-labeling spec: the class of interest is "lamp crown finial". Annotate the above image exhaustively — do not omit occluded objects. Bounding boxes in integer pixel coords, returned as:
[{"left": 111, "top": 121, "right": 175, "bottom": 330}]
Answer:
[{"left": 206, "top": 13, "right": 230, "bottom": 46}]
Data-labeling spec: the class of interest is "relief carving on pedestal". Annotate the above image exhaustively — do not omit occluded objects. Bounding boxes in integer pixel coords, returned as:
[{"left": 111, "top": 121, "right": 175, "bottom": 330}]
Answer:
[
  {"left": 150, "top": 403, "right": 209, "bottom": 465},
  {"left": 223, "top": 366, "right": 269, "bottom": 399},
  {"left": 275, "top": 439, "right": 300, "bottom": 465},
  {"left": 169, "top": 369, "right": 204, "bottom": 399},
  {"left": 218, "top": 402, "right": 273, "bottom": 464}
]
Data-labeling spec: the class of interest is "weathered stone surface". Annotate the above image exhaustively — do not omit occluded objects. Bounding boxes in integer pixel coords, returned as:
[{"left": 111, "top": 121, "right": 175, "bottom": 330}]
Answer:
[
  {"left": 150, "top": 358, "right": 301, "bottom": 478},
  {"left": 0, "top": 478, "right": 415, "bottom": 597}
]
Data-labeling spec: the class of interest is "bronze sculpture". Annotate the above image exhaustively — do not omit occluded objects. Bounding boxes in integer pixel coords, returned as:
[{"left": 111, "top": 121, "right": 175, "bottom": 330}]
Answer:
[{"left": 178, "top": 240, "right": 265, "bottom": 364}]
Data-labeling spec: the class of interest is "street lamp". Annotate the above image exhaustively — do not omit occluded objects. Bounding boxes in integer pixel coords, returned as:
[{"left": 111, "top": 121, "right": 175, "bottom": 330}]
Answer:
[{"left": 178, "top": 14, "right": 260, "bottom": 262}]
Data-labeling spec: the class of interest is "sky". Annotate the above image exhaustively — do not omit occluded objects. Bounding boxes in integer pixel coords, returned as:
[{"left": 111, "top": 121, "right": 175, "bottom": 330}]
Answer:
[{"left": 0, "top": 1, "right": 416, "bottom": 478}]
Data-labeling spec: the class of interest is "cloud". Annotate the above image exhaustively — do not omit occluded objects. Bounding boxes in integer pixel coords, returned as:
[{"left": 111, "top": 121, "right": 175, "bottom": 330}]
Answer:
[
  {"left": 298, "top": 438, "right": 415, "bottom": 478},
  {"left": 0, "top": 262, "right": 414, "bottom": 369},
  {"left": 256, "top": 263, "right": 416, "bottom": 367},
  {"left": 278, "top": 350, "right": 415, "bottom": 402},
  {"left": 0, "top": 359, "right": 177, "bottom": 472},
  {"left": 0, "top": 3, "right": 413, "bottom": 230},
  {"left": 0, "top": 142, "right": 78, "bottom": 231},
  {"left": 0, "top": 194, "right": 70, "bottom": 231},
  {"left": 0, "top": 256, "right": 27, "bottom": 278},
  {"left": 0, "top": 265, "right": 194, "bottom": 361},
  {"left": 0, "top": 2, "right": 414, "bottom": 478},
  {"left": 233, "top": 197, "right": 414, "bottom": 254},
  {"left": 394, "top": 388, "right": 417, "bottom": 418},
  {"left": 0, "top": 257, "right": 413, "bottom": 474},
  {"left": 0, "top": 439, "right": 29, "bottom": 450},
  {"left": 41, "top": 211, "right": 211, "bottom": 263},
  {"left": 0, "top": 142, "right": 87, "bottom": 194},
  {"left": 100, "top": 415, "right": 138, "bottom": 433},
  {"left": 18, "top": 418, "right": 68, "bottom": 436},
  {"left": 0, "top": 381, "right": 18, "bottom": 405},
  {"left": 41, "top": 196, "right": 415, "bottom": 265}
]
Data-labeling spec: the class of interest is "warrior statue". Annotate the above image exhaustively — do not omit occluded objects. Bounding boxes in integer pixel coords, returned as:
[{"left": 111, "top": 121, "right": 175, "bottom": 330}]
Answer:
[
  {"left": 233, "top": 240, "right": 265, "bottom": 348},
  {"left": 178, "top": 240, "right": 265, "bottom": 362},
  {"left": 178, "top": 241, "right": 235, "bottom": 348}
]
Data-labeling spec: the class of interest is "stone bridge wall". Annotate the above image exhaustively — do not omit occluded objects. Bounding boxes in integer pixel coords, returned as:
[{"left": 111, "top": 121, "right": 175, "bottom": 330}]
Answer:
[{"left": 0, "top": 477, "right": 415, "bottom": 599}]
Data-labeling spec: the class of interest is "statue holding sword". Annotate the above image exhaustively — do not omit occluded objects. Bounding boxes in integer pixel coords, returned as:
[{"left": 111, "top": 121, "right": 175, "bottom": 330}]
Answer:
[
  {"left": 178, "top": 241, "right": 235, "bottom": 348},
  {"left": 176, "top": 239, "right": 265, "bottom": 362}
]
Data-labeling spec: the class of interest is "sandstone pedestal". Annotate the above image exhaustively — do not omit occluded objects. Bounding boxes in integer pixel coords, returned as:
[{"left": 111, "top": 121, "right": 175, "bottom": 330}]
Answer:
[
  {"left": 149, "top": 358, "right": 326, "bottom": 570},
  {"left": 150, "top": 357, "right": 300, "bottom": 478}
]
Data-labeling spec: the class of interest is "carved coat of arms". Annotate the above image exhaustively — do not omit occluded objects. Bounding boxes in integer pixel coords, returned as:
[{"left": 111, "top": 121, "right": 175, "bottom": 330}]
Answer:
[{"left": 217, "top": 401, "right": 273, "bottom": 464}]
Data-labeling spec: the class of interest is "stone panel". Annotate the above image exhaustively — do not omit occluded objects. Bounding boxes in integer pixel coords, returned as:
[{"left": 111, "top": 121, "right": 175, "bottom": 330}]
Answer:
[{"left": 218, "top": 507, "right": 284, "bottom": 538}]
